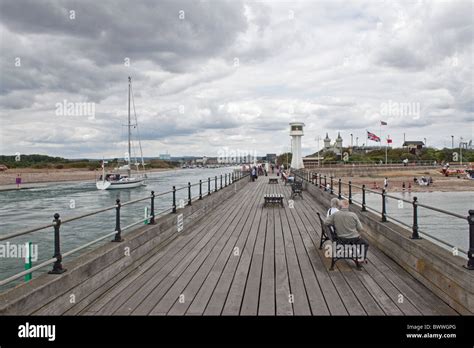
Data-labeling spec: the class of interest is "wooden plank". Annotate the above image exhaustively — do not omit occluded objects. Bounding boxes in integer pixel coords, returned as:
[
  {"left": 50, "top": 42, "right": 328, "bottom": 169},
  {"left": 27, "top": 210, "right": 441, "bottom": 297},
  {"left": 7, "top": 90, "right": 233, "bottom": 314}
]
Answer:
[
  {"left": 65, "top": 231, "right": 178, "bottom": 315},
  {"left": 279, "top": 193, "right": 311, "bottom": 315},
  {"left": 240, "top": 201, "right": 268, "bottom": 315},
  {"left": 167, "top": 181, "right": 265, "bottom": 315},
  {"left": 203, "top": 182, "right": 265, "bottom": 315},
  {"left": 221, "top": 182, "right": 266, "bottom": 315},
  {"left": 284, "top": 200, "right": 332, "bottom": 315},
  {"left": 258, "top": 206, "right": 275, "bottom": 315},
  {"left": 369, "top": 247, "right": 457, "bottom": 315},
  {"left": 95, "top": 185, "right": 248, "bottom": 315},
  {"left": 289, "top": 194, "right": 347, "bottom": 315},
  {"left": 274, "top": 208, "right": 293, "bottom": 315},
  {"left": 297, "top": 195, "right": 385, "bottom": 315},
  {"left": 134, "top": 184, "right": 255, "bottom": 315}
]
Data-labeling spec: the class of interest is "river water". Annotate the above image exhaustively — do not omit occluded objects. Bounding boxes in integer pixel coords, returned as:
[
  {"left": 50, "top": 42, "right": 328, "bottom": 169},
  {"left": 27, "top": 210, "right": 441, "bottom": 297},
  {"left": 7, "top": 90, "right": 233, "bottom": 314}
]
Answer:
[
  {"left": 353, "top": 191, "right": 473, "bottom": 255},
  {"left": 0, "top": 167, "right": 238, "bottom": 288}
]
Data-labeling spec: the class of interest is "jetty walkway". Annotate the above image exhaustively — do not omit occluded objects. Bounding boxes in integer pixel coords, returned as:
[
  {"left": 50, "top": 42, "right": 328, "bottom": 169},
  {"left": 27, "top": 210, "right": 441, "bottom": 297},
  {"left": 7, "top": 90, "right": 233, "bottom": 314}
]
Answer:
[{"left": 1, "top": 171, "right": 472, "bottom": 315}]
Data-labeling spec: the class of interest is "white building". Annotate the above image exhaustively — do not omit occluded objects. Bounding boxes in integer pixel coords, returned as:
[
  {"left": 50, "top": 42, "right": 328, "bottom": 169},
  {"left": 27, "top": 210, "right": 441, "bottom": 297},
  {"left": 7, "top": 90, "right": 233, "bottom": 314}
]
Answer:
[
  {"left": 290, "top": 122, "right": 305, "bottom": 169},
  {"left": 323, "top": 132, "right": 343, "bottom": 155}
]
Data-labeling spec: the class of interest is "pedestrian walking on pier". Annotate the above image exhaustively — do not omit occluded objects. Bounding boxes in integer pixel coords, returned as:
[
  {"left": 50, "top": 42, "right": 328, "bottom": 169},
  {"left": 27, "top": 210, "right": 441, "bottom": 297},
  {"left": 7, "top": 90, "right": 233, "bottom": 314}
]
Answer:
[{"left": 16, "top": 174, "right": 22, "bottom": 189}]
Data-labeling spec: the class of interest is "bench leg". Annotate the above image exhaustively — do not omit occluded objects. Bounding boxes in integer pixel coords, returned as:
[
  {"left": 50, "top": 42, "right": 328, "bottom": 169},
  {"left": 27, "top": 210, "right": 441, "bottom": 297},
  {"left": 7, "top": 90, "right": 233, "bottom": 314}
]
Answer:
[{"left": 330, "top": 257, "right": 336, "bottom": 271}]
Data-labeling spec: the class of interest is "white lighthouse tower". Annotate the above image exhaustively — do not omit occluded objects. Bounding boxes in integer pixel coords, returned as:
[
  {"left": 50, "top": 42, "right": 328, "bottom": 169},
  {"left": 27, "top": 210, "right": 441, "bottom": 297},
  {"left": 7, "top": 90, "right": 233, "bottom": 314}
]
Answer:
[{"left": 289, "top": 122, "right": 305, "bottom": 169}]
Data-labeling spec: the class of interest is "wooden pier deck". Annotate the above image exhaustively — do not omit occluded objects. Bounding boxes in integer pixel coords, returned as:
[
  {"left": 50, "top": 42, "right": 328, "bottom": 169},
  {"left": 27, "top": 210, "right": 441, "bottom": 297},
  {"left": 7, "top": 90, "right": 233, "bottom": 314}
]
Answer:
[{"left": 72, "top": 176, "right": 458, "bottom": 316}]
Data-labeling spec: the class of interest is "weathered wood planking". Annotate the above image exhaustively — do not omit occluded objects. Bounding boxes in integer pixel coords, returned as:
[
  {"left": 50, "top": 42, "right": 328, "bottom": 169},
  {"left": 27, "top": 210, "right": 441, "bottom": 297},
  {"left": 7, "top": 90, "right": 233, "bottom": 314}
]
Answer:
[{"left": 78, "top": 176, "right": 458, "bottom": 316}]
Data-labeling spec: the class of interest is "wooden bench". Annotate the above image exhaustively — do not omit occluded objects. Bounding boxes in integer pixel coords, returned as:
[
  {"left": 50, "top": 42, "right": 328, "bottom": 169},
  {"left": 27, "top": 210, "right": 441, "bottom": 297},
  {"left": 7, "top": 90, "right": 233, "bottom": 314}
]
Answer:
[
  {"left": 317, "top": 212, "right": 363, "bottom": 270},
  {"left": 268, "top": 178, "right": 278, "bottom": 184},
  {"left": 290, "top": 181, "right": 303, "bottom": 199},
  {"left": 263, "top": 194, "right": 284, "bottom": 207}
]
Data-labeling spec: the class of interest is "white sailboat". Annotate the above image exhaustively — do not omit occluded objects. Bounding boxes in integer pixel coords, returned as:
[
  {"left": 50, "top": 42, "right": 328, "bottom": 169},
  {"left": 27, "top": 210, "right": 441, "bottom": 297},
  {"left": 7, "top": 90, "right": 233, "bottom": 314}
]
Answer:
[{"left": 96, "top": 77, "right": 147, "bottom": 190}]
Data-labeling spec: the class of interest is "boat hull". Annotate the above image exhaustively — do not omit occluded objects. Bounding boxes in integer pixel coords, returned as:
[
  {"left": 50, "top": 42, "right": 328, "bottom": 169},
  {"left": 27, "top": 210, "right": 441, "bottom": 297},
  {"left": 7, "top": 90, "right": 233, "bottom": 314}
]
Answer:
[{"left": 96, "top": 179, "right": 145, "bottom": 190}]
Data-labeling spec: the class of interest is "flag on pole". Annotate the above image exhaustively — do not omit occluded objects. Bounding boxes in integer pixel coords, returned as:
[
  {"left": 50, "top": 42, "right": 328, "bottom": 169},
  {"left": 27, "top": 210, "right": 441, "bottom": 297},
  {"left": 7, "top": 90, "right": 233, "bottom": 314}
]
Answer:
[
  {"left": 381, "top": 121, "right": 387, "bottom": 126},
  {"left": 387, "top": 137, "right": 392, "bottom": 144},
  {"left": 367, "top": 131, "right": 381, "bottom": 142}
]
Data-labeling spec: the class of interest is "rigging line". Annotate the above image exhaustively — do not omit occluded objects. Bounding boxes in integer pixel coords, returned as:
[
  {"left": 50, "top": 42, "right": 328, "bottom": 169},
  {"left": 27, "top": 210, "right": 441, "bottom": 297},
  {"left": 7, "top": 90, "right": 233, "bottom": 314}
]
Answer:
[{"left": 130, "top": 81, "right": 146, "bottom": 169}]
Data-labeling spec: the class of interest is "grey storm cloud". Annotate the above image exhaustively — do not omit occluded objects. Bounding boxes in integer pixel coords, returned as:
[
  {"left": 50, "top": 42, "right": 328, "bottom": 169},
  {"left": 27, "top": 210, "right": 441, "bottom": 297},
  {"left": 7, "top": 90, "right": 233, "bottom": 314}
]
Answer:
[{"left": 0, "top": 0, "right": 472, "bottom": 158}]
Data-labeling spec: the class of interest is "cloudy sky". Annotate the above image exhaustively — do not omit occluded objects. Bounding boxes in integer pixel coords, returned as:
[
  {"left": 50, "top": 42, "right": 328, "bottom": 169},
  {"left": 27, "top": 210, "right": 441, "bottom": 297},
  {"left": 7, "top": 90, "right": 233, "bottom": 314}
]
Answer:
[{"left": 0, "top": 0, "right": 472, "bottom": 159}]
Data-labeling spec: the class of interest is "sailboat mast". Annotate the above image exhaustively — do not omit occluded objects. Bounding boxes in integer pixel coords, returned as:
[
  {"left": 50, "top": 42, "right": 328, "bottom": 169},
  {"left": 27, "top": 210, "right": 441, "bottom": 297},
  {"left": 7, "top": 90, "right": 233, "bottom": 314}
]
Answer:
[{"left": 128, "top": 76, "right": 132, "bottom": 178}]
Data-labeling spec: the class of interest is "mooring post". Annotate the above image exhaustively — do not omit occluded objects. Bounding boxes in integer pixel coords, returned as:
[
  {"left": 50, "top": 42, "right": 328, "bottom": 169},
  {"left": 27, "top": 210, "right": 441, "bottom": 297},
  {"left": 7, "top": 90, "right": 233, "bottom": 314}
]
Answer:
[
  {"left": 411, "top": 196, "right": 420, "bottom": 239},
  {"left": 49, "top": 213, "right": 66, "bottom": 274},
  {"left": 348, "top": 181, "right": 352, "bottom": 204},
  {"left": 188, "top": 182, "right": 192, "bottom": 206},
  {"left": 466, "top": 210, "right": 474, "bottom": 270},
  {"left": 199, "top": 180, "right": 202, "bottom": 200},
  {"left": 150, "top": 191, "right": 155, "bottom": 224},
  {"left": 172, "top": 186, "right": 177, "bottom": 213},
  {"left": 381, "top": 189, "right": 387, "bottom": 222},
  {"left": 338, "top": 178, "right": 342, "bottom": 199},
  {"left": 361, "top": 184, "right": 367, "bottom": 211},
  {"left": 112, "top": 199, "right": 123, "bottom": 242}
]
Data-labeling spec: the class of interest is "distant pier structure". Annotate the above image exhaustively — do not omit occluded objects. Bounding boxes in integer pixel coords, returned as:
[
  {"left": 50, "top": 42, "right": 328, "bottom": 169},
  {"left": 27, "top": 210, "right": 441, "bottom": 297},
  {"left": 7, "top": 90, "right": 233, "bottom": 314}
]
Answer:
[{"left": 290, "top": 122, "right": 305, "bottom": 169}]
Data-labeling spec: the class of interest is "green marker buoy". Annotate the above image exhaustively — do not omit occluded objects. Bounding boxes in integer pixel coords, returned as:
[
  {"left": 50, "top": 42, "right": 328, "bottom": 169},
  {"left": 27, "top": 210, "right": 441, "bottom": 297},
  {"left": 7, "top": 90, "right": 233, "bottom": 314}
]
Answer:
[{"left": 24, "top": 242, "right": 32, "bottom": 282}]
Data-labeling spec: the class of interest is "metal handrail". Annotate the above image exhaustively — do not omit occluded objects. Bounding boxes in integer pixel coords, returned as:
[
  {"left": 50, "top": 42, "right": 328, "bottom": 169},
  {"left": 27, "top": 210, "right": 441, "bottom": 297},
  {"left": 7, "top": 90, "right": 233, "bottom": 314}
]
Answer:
[
  {"left": 0, "top": 170, "right": 249, "bottom": 285},
  {"left": 293, "top": 168, "right": 474, "bottom": 270}
]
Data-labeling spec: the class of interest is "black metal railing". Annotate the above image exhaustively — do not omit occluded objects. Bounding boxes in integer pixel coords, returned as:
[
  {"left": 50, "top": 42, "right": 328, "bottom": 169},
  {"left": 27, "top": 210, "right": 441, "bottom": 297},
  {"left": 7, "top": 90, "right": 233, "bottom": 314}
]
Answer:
[
  {"left": 0, "top": 170, "right": 249, "bottom": 286},
  {"left": 292, "top": 169, "right": 474, "bottom": 270}
]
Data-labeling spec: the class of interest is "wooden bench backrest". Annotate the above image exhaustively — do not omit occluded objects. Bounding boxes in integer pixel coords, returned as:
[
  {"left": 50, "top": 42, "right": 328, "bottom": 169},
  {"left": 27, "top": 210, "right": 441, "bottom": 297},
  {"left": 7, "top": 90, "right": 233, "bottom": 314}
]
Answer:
[{"left": 317, "top": 212, "right": 336, "bottom": 241}]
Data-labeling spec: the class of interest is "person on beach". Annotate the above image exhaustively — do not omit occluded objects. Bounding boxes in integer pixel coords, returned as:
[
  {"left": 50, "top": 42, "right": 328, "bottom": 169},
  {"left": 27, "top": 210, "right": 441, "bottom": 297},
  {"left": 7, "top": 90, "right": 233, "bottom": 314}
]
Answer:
[
  {"left": 384, "top": 177, "right": 388, "bottom": 189},
  {"left": 408, "top": 183, "right": 412, "bottom": 192},
  {"left": 327, "top": 198, "right": 340, "bottom": 217},
  {"left": 324, "top": 199, "right": 369, "bottom": 263},
  {"left": 16, "top": 174, "right": 21, "bottom": 189},
  {"left": 402, "top": 182, "right": 405, "bottom": 192}
]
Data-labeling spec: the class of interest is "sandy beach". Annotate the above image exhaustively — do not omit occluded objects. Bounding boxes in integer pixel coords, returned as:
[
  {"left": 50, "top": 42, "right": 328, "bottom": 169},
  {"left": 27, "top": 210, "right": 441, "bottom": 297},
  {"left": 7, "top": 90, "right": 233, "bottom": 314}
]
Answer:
[
  {"left": 326, "top": 168, "right": 474, "bottom": 193},
  {"left": 0, "top": 167, "right": 176, "bottom": 187}
]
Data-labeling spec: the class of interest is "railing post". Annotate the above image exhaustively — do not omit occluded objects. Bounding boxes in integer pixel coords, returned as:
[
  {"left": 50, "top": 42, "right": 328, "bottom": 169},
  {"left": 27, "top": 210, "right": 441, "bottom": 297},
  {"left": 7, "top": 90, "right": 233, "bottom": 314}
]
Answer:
[
  {"left": 348, "top": 181, "right": 352, "bottom": 204},
  {"left": 188, "top": 182, "right": 192, "bottom": 206},
  {"left": 112, "top": 199, "right": 123, "bottom": 242},
  {"left": 172, "top": 186, "right": 177, "bottom": 213},
  {"left": 208, "top": 177, "right": 211, "bottom": 196},
  {"left": 199, "top": 180, "right": 202, "bottom": 200},
  {"left": 225, "top": 173, "right": 227, "bottom": 187},
  {"left": 465, "top": 210, "right": 474, "bottom": 270},
  {"left": 330, "top": 176, "right": 333, "bottom": 194},
  {"left": 411, "top": 197, "right": 420, "bottom": 239},
  {"left": 361, "top": 184, "right": 367, "bottom": 211},
  {"left": 338, "top": 178, "right": 342, "bottom": 199},
  {"left": 324, "top": 175, "right": 327, "bottom": 190},
  {"left": 220, "top": 175, "right": 223, "bottom": 189},
  {"left": 319, "top": 174, "right": 322, "bottom": 188},
  {"left": 49, "top": 213, "right": 66, "bottom": 274},
  {"left": 381, "top": 189, "right": 387, "bottom": 222},
  {"left": 150, "top": 191, "right": 155, "bottom": 224},
  {"left": 215, "top": 176, "right": 217, "bottom": 192}
]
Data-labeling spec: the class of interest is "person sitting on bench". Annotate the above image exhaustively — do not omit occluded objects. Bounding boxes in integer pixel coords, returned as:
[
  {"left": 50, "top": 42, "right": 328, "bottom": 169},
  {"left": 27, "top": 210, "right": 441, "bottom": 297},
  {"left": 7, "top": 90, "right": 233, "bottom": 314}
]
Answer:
[
  {"left": 324, "top": 199, "right": 369, "bottom": 262},
  {"left": 326, "top": 198, "right": 340, "bottom": 217}
]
